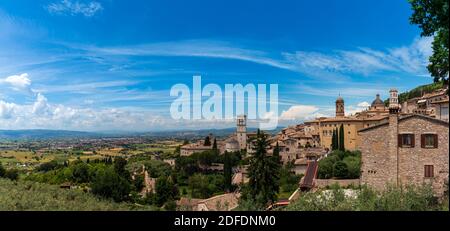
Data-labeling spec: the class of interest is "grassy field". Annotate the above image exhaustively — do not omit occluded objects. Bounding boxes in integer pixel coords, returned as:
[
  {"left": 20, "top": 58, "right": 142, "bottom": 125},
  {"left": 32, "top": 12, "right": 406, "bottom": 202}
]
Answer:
[
  {"left": 0, "top": 140, "right": 181, "bottom": 170},
  {"left": 0, "top": 178, "right": 158, "bottom": 211}
]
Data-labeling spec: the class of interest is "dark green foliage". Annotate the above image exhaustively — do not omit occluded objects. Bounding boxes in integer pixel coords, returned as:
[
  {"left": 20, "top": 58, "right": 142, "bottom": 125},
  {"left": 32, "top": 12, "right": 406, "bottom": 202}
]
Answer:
[
  {"left": 318, "top": 158, "right": 334, "bottom": 179},
  {"left": 71, "top": 162, "right": 89, "bottom": 183},
  {"left": 343, "top": 156, "right": 361, "bottom": 179},
  {"left": 0, "top": 163, "right": 5, "bottom": 177},
  {"left": 212, "top": 138, "right": 218, "bottom": 151},
  {"left": 223, "top": 152, "right": 233, "bottom": 192},
  {"left": 204, "top": 136, "right": 211, "bottom": 146},
  {"left": 0, "top": 178, "right": 157, "bottom": 211},
  {"left": 132, "top": 174, "right": 145, "bottom": 191},
  {"left": 36, "top": 160, "right": 62, "bottom": 172},
  {"left": 164, "top": 200, "right": 177, "bottom": 211},
  {"left": 384, "top": 81, "right": 446, "bottom": 105},
  {"left": 331, "top": 129, "right": 338, "bottom": 150},
  {"left": 91, "top": 167, "right": 131, "bottom": 202},
  {"left": 113, "top": 157, "right": 129, "bottom": 179},
  {"left": 284, "top": 184, "right": 445, "bottom": 211},
  {"left": 338, "top": 124, "right": 345, "bottom": 151},
  {"left": 188, "top": 173, "right": 212, "bottom": 198},
  {"left": 409, "top": 0, "right": 449, "bottom": 84},
  {"left": 333, "top": 161, "right": 348, "bottom": 179},
  {"left": 4, "top": 169, "right": 19, "bottom": 181},
  {"left": 246, "top": 130, "right": 281, "bottom": 207},
  {"left": 279, "top": 161, "right": 301, "bottom": 194},
  {"left": 318, "top": 150, "right": 361, "bottom": 179},
  {"left": 155, "top": 176, "right": 179, "bottom": 206}
]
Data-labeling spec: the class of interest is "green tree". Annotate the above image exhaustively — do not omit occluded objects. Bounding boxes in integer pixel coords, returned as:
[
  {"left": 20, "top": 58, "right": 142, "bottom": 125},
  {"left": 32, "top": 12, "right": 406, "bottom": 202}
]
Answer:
[
  {"left": 155, "top": 176, "right": 179, "bottom": 206},
  {"left": 113, "top": 157, "right": 129, "bottom": 178},
  {"left": 331, "top": 129, "right": 338, "bottom": 150},
  {"left": 4, "top": 169, "right": 19, "bottom": 181},
  {"left": 204, "top": 136, "right": 211, "bottom": 146},
  {"left": 71, "top": 162, "right": 89, "bottom": 183},
  {"left": 91, "top": 168, "right": 131, "bottom": 202},
  {"left": 188, "top": 173, "right": 211, "bottom": 198},
  {"left": 212, "top": 138, "right": 218, "bottom": 151},
  {"left": 333, "top": 161, "right": 348, "bottom": 179},
  {"left": 0, "top": 163, "right": 5, "bottom": 177},
  {"left": 246, "top": 130, "right": 280, "bottom": 208},
  {"left": 338, "top": 124, "right": 345, "bottom": 151},
  {"left": 343, "top": 156, "right": 361, "bottom": 179},
  {"left": 318, "top": 158, "right": 334, "bottom": 179},
  {"left": 409, "top": 0, "right": 449, "bottom": 84},
  {"left": 223, "top": 152, "right": 233, "bottom": 192}
]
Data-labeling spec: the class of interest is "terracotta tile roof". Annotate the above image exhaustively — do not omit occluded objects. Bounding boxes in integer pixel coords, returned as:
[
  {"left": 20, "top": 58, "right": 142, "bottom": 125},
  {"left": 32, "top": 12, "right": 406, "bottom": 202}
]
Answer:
[
  {"left": 358, "top": 114, "right": 449, "bottom": 133},
  {"left": 197, "top": 193, "right": 241, "bottom": 211}
]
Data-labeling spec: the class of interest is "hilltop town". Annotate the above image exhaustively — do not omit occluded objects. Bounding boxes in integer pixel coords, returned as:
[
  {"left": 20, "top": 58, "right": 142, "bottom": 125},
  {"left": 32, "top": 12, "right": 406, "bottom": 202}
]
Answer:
[{"left": 1, "top": 83, "right": 447, "bottom": 211}]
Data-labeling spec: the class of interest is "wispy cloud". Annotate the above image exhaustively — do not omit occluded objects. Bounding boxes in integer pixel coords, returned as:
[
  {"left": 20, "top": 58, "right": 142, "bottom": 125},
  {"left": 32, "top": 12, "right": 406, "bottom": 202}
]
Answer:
[
  {"left": 46, "top": 0, "right": 103, "bottom": 17},
  {"left": 283, "top": 37, "right": 433, "bottom": 76},
  {"left": 66, "top": 37, "right": 432, "bottom": 79}
]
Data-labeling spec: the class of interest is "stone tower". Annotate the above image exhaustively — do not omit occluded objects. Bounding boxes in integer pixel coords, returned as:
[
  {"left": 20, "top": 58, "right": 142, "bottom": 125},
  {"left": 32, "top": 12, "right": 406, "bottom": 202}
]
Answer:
[
  {"left": 236, "top": 115, "right": 247, "bottom": 150},
  {"left": 388, "top": 88, "right": 399, "bottom": 186},
  {"left": 336, "top": 96, "right": 345, "bottom": 117}
]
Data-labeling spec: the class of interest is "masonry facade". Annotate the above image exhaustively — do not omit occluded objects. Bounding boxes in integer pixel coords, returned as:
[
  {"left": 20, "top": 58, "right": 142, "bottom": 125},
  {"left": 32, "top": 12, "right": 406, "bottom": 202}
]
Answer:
[{"left": 358, "top": 89, "right": 449, "bottom": 195}]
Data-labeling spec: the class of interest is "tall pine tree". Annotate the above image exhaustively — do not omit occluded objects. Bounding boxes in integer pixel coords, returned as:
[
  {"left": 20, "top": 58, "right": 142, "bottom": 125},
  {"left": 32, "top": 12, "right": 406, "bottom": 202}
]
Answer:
[
  {"left": 223, "top": 151, "right": 233, "bottom": 192},
  {"left": 247, "top": 130, "right": 280, "bottom": 208},
  {"left": 338, "top": 124, "right": 345, "bottom": 151},
  {"left": 331, "top": 129, "right": 338, "bottom": 150}
]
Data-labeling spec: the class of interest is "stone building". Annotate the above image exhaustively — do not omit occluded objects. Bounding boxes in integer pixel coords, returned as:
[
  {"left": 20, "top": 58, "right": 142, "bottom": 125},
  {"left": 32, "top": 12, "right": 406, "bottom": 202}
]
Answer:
[
  {"left": 180, "top": 115, "right": 249, "bottom": 156},
  {"left": 305, "top": 94, "right": 390, "bottom": 151},
  {"left": 358, "top": 89, "right": 449, "bottom": 196},
  {"left": 431, "top": 97, "right": 449, "bottom": 122},
  {"left": 236, "top": 115, "right": 247, "bottom": 150}
]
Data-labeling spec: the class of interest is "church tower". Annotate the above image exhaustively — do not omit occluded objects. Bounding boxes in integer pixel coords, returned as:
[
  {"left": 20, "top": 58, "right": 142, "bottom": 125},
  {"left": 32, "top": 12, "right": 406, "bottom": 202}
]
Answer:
[
  {"left": 236, "top": 115, "right": 247, "bottom": 150},
  {"left": 336, "top": 96, "right": 345, "bottom": 117}
]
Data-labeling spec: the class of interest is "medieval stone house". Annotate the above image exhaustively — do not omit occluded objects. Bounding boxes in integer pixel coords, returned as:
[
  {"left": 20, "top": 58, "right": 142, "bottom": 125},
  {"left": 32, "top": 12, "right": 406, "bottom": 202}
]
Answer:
[{"left": 358, "top": 89, "right": 449, "bottom": 196}]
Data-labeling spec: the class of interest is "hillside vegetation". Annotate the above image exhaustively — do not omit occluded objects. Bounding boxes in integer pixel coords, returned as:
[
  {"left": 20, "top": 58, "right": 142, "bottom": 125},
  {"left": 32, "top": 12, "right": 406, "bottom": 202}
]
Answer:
[
  {"left": 384, "top": 81, "right": 447, "bottom": 105},
  {"left": 0, "top": 178, "right": 157, "bottom": 211}
]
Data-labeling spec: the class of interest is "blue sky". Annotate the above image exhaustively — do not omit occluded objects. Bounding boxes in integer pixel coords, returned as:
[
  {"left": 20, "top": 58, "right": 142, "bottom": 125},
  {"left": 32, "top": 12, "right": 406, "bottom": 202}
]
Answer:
[{"left": 0, "top": 0, "right": 435, "bottom": 131}]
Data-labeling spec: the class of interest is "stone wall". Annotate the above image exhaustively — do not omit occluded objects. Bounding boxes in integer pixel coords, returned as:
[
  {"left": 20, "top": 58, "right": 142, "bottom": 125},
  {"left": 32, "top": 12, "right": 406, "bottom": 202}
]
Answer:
[
  {"left": 315, "top": 179, "right": 360, "bottom": 188},
  {"left": 359, "top": 115, "right": 449, "bottom": 196}
]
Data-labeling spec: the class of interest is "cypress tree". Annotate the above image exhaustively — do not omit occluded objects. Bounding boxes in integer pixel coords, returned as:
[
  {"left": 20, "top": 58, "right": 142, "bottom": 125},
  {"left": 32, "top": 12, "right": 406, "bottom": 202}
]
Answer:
[
  {"left": 212, "top": 138, "right": 218, "bottom": 151},
  {"left": 331, "top": 129, "right": 337, "bottom": 150},
  {"left": 223, "top": 152, "right": 233, "bottom": 192},
  {"left": 247, "top": 130, "right": 280, "bottom": 208},
  {"left": 204, "top": 136, "right": 211, "bottom": 146},
  {"left": 339, "top": 124, "right": 345, "bottom": 151}
]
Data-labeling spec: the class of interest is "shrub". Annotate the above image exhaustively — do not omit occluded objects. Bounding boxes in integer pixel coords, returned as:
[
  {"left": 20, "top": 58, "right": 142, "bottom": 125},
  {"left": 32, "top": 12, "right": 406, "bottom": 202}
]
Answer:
[
  {"left": 91, "top": 168, "right": 131, "bottom": 202},
  {"left": 36, "top": 160, "right": 61, "bottom": 172},
  {"left": 333, "top": 161, "right": 348, "bottom": 179},
  {"left": 4, "top": 169, "right": 19, "bottom": 181},
  {"left": 0, "top": 163, "right": 5, "bottom": 177}
]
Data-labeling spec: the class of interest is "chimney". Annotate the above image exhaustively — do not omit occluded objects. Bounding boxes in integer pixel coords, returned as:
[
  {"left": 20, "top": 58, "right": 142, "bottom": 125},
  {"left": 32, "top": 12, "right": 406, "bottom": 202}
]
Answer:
[{"left": 388, "top": 88, "right": 399, "bottom": 186}]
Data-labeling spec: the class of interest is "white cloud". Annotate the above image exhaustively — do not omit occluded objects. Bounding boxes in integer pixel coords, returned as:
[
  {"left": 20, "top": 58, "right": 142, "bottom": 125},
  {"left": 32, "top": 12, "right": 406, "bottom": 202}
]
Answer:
[
  {"left": 0, "top": 100, "right": 16, "bottom": 119},
  {"left": 283, "top": 37, "right": 433, "bottom": 76},
  {"left": 1, "top": 73, "right": 31, "bottom": 90},
  {"left": 346, "top": 102, "right": 373, "bottom": 116},
  {"left": 357, "top": 101, "right": 370, "bottom": 107},
  {"left": 69, "top": 36, "right": 432, "bottom": 79},
  {"left": 47, "top": 0, "right": 103, "bottom": 17},
  {"left": 280, "top": 105, "right": 326, "bottom": 121}
]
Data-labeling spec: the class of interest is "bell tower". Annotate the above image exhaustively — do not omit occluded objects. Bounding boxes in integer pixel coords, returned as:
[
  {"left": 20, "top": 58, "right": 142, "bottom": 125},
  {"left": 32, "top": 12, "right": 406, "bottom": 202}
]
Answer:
[
  {"left": 336, "top": 96, "right": 345, "bottom": 117},
  {"left": 236, "top": 115, "right": 247, "bottom": 150}
]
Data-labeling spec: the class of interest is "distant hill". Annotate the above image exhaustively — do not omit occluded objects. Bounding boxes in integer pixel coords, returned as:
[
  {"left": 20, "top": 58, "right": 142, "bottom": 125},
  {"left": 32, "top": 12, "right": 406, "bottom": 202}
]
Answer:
[
  {"left": 384, "top": 81, "right": 447, "bottom": 105},
  {"left": 0, "top": 127, "right": 283, "bottom": 140},
  {"left": 0, "top": 129, "right": 102, "bottom": 140}
]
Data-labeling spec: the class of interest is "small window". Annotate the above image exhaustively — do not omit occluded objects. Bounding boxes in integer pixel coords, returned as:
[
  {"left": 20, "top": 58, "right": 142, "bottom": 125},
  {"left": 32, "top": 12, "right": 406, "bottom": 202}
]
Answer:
[
  {"left": 398, "top": 134, "right": 415, "bottom": 148},
  {"left": 421, "top": 134, "right": 438, "bottom": 148},
  {"left": 424, "top": 165, "right": 434, "bottom": 178}
]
